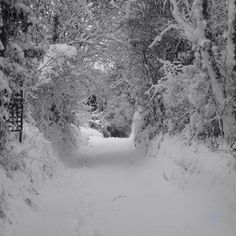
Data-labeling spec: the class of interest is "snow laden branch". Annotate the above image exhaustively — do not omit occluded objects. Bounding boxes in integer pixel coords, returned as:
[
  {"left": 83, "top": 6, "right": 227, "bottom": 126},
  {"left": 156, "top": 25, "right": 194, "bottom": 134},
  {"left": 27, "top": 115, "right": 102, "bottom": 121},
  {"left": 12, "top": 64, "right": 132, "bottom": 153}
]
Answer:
[
  {"left": 169, "top": 0, "right": 224, "bottom": 106},
  {"left": 110, "top": 0, "right": 136, "bottom": 18},
  {"left": 82, "top": 0, "right": 101, "bottom": 30},
  {"left": 191, "top": 0, "right": 225, "bottom": 106},
  {"left": 37, "top": 44, "right": 77, "bottom": 86},
  {"left": 82, "top": 0, "right": 94, "bottom": 22},
  {"left": 105, "top": 33, "right": 131, "bottom": 48},
  {"left": 169, "top": 0, "right": 195, "bottom": 41},
  {"left": 149, "top": 24, "right": 179, "bottom": 48},
  {"left": 125, "top": 0, "right": 135, "bottom": 19},
  {"left": 110, "top": 0, "right": 121, "bottom": 9}
]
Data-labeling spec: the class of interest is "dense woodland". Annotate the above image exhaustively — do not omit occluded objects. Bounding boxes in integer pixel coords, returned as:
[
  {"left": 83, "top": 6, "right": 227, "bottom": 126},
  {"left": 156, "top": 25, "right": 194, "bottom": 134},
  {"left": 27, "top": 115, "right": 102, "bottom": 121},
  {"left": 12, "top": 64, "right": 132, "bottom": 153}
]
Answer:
[
  {"left": 0, "top": 0, "right": 236, "bottom": 165},
  {"left": 0, "top": 1, "right": 236, "bottom": 234}
]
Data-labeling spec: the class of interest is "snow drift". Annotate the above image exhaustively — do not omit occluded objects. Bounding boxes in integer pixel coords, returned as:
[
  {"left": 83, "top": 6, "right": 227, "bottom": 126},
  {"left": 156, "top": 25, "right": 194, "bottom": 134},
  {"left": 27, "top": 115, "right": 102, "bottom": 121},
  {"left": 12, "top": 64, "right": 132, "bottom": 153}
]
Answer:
[{"left": 0, "top": 123, "right": 61, "bottom": 236}]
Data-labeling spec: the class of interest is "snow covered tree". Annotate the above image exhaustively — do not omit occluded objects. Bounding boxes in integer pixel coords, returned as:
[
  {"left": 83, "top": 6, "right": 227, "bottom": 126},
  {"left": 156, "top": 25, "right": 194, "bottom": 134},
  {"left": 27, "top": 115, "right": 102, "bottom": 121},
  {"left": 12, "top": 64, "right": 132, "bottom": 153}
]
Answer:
[
  {"left": 134, "top": 0, "right": 236, "bottom": 145},
  {"left": 167, "top": 0, "right": 236, "bottom": 141},
  {"left": 28, "top": 44, "right": 83, "bottom": 156},
  {"left": 0, "top": 0, "right": 37, "bottom": 156}
]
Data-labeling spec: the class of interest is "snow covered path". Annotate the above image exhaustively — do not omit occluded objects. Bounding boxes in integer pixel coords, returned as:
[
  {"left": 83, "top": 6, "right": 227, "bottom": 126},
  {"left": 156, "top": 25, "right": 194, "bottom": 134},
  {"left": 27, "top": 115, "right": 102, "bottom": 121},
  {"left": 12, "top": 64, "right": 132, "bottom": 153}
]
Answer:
[{"left": 5, "top": 129, "right": 236, "bottom": 236}]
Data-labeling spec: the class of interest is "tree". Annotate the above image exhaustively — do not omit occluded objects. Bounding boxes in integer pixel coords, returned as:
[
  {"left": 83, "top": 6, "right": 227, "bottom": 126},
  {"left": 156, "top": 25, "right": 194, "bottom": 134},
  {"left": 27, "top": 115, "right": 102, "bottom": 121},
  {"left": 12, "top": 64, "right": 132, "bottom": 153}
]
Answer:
[{"left": 0, "top": 0, "right": 39, "bottom": 155}]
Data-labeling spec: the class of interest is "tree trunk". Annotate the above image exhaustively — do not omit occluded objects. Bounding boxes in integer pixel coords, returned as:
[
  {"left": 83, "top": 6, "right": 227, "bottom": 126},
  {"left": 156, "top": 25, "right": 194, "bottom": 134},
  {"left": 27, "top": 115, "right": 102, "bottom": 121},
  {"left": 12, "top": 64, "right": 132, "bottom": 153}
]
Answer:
[
  {"left": 0, "top": 2, "right": 10, "bottom": 56},
  {"left": 223, "top": 0, "right": 236, "bottom": 139},
  {"left": 227, "top": 0, "right": 236, "bottom": 70}
]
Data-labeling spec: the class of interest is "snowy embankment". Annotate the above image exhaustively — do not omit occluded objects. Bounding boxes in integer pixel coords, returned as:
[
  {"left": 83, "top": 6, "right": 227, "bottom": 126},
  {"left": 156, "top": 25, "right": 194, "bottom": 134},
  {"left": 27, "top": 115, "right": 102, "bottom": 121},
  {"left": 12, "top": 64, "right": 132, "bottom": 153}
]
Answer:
[
  {"left": 150, "top": 135, "right": 236, "bottom": 206},
  {"left": 2, "top": 126, "right": 236, "bottom": 236},
  {"left": 0, "top": 124, "right": 62, "bottom": 236}
]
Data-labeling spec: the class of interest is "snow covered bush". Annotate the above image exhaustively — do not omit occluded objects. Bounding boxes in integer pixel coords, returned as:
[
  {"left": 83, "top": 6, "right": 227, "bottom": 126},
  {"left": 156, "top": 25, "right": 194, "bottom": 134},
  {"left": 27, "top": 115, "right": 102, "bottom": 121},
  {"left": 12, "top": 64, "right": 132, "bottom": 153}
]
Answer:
[
  {"left": 147, "top": 56, "right": 226, "bottom": 143},
  {"left": 29, "top": 44, "right": 85, "bottom": 157}
]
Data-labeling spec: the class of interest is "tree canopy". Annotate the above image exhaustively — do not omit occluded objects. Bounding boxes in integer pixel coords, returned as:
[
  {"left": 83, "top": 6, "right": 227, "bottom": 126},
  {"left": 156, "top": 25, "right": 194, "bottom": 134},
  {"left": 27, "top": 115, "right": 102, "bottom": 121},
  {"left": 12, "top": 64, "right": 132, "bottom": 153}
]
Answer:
[{"left": 0, "top": 0, "right": 236, "bottom": 157}]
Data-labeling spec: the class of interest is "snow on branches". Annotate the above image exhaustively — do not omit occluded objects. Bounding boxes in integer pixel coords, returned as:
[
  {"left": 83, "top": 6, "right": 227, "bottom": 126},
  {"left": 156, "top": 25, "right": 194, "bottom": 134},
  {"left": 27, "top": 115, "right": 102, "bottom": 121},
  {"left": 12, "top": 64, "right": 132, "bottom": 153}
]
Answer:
[{"left": 38, "top": 44, "right": 77, "bottom": 85}]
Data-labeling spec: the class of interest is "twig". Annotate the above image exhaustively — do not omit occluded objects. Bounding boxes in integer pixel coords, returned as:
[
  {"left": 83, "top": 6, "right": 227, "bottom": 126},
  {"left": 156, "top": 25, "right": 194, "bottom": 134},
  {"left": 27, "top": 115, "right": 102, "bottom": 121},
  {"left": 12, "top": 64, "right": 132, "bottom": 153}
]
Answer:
[
  {"left": 149, "top": 24, "right": 179, "bottom": 48},
  {"left": 112, "top": 195, "right": 127, "bottom": 201}
]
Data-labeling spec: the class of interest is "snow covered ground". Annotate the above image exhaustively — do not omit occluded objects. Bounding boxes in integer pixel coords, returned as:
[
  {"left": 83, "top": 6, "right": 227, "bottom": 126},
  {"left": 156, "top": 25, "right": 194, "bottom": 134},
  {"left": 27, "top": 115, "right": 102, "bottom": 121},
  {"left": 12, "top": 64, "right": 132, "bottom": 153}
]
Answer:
[{"left": 3, "top": 127, "right": 236, "bottom": 236}]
